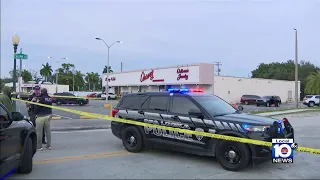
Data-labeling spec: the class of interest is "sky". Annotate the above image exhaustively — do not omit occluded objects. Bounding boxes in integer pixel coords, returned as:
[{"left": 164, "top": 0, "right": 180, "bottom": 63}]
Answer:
[{"left": 1, "top": 0, "right": 319, "bottom": 79}]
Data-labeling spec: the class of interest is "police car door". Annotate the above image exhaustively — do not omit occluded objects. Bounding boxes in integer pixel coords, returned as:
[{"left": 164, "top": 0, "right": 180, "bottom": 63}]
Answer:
[
  {"left": 167, "top": 94, "right": 211, "bottom": 148},
  {"left": 141, "top": 94, "right": 171, "bottom": 141}
]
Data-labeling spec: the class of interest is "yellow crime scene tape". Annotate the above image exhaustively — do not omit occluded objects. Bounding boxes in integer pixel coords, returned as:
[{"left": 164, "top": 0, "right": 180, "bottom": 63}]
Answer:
[
  {"left": 13, "top": 98, "right": 320, "bottom": 155},
  {"left": 12, "top": 92, "right": 106, "bottom": 100}
]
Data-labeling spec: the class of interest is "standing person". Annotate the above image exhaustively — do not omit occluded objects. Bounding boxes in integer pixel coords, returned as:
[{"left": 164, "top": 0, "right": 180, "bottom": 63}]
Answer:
[
  {"left": 0, "top": 86, "right": 13, "bottom": 113},
  {"left": 26, "top": 86, "right": 46, "bottom": 144},
  {"left": 34, "top": 88, "right": 53, "bottom": 151}
]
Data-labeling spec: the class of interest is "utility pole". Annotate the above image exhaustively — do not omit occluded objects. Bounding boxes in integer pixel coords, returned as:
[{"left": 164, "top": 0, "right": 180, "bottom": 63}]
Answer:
[
  {"left": 214, "top": 62, "right": 222, "bottom": 75},
  {"left": 121, "top": 62, "right": 123, "bottom": 71},
  {"left": 294, "top": 28, "right": 299, "bottom": 108}
]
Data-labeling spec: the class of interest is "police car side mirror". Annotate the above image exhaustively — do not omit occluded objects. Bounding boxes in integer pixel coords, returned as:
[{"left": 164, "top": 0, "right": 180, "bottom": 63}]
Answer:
[
  {"left": 12, "top": 112, "right": 24, "bottom": 121},
  {"left": 188, "top": 109, "right": 203, "bottom": 118},
  {"left": 237, "top": 105, "right": 244, "bottom": 111}
]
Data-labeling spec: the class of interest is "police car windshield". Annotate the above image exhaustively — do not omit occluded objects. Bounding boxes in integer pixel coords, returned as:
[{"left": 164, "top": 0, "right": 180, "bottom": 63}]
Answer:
[{"left": 192, "top": 95, "right": 237, "bottom": 117}]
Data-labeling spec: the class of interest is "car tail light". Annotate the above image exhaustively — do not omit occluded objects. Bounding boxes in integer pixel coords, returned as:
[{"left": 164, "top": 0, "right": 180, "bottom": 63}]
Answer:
[{"left": 111, "top": 109, "right": 119, "bottom": 117}]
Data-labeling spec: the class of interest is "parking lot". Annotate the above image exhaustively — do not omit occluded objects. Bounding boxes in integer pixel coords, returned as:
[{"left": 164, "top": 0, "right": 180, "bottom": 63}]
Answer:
[
  {"left": 7, "top": 114, "right": 320, "bottom": 179},
  {"left": 16, "top": 100, "right": 117, "bottom": 119},
  {"left": 16, "top": 99, "right": 306, "bottom": 120}
]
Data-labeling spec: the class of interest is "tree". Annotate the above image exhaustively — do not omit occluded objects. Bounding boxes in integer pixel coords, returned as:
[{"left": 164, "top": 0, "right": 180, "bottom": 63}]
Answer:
[
  {"left": 251, "top": 60, "right": 320, "bottom": 98},
  {"left": 21, "top": 69, "right": 32, "bottom": 82},
  {"left": 85, "top": 72, "right": 100, "bottom": 91},
  {"left": 305, "top": 71, "right": 320, "bottom": 94},
  {"left": 74, "top": 70, "right": 85, "bottom": 91},
  {"left": 60, "top": 63, "right": 75, "bottom": 74},
  {"left": 9, "top": 69, "right": 20, "bottom": 78},
  {"left": 40, "top": 62, "right": 53, "bottom": 82},
  {"left": 103, "top": 66, "right": 113, "bottom": 73}
]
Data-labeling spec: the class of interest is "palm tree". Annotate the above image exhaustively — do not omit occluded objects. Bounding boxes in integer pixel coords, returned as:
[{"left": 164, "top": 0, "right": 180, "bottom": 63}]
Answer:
[
  {"left": 85, "top": 72, "right": 93, "bottom": 91},
  {"left": 74, "top": 70, "right": 85, "bottom": 91},
  {"left": 40, "top": 62, "right": 53, "bottom": 82},
  {"left": 305, "top": 71, "right": 320, "bottom": 94},
  {"left": 85, "top": 72, "right": 100, "bottom": 91},
  {"left": 21, "top": 69, "right": 32, "bottom": 82},
  {"left": 103, "top": 66, "right": 113, "bottom": 73}
]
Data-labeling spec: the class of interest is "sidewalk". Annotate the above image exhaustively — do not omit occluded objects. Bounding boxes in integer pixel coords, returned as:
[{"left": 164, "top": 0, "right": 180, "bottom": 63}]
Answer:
[{"left": 254, "top": 109, "right": 319, "bottom": 116}]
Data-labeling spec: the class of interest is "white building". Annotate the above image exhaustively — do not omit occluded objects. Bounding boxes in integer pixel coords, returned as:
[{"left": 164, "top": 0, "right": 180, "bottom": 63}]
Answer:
[
  {"left": 102, "top": 63, "right": 300, "bottom": 103},
  {"left": 5, "top": 82, "right": 69, "bottom": 94}
]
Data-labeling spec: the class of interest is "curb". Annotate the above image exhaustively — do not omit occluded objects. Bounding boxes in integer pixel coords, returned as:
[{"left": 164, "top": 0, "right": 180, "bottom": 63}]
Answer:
[
  {"left": 251, "top": 109, "right": 320, "bottom": 116},
  {"left": 51, "top": 126, "right": 111, "bottom": 131}
]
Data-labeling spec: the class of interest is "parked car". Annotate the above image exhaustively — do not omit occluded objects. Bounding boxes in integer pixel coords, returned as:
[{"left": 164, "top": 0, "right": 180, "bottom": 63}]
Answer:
[
  {"left": 87, "top": 93, "right": 97, "bottom": 98},
  {"left": 95, "top": 93, "right": 103, "bottom": 98},
  {"left": 101, "top": 93, "right": 117, "bottom": 100},
  {"left": 303, "top": 95, "right": 320, "bottom": 107},
  {"left": 256, "top": 96, "right": 281, "bottom": 107},
  {"left": 52, "top": 92, "right": 89, "bottom": 106},
  {"left": 0, "top": 103, "right": 37, "bottom": 177},
  {"left": 240, "top": 95, "right": 260, "bottom": 105}
]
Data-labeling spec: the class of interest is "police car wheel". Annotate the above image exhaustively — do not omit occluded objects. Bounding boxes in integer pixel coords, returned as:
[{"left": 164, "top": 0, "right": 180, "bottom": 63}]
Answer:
[
  {"left": 216, "top": 141, "right": 251, "bottom": 171},
  {"left": 122, "top": 126, "right": 144, "bottom": 153},
  {"left": 18, "top": 137, "right": 33, "bottom": 174}
]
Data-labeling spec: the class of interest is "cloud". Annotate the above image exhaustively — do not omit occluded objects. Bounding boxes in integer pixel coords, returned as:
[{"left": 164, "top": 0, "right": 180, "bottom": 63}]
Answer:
[{"left": 1, "top": 0, "right": 319, "bottom": 79}]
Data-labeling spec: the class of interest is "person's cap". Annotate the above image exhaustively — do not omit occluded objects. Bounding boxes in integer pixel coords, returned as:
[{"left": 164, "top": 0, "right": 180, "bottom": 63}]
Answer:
[{"left": 34, "top": 86, "right": 41, "bottom": 90}]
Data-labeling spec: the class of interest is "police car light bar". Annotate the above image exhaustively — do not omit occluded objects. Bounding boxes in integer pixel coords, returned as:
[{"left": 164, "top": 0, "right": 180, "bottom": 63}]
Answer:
[{"left": 167, "top": 88, "right": 203, "bottom": 93}]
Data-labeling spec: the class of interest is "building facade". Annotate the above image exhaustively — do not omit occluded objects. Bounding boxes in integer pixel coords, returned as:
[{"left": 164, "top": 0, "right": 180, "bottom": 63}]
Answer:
[
  {"left": 5, "top": 82, "right": 69, "bottom": 94},
  {"left": 102, "top": 63, "right": 300, "bottom": 103}
]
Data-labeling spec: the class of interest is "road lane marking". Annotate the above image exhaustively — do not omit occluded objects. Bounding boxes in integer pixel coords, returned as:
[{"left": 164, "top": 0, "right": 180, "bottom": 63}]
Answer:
[
  {"left": 52, "top": 114, "right": 72, "bottom": 119},
  {"left": 34, "top": 151, "right": 131, "bottom": 164}
]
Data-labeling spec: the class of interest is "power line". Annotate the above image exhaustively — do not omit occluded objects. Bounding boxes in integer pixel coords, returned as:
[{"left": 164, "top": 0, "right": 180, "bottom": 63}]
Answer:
[{"left": 214, "top": 62, "right": 222, "bottom": 75}]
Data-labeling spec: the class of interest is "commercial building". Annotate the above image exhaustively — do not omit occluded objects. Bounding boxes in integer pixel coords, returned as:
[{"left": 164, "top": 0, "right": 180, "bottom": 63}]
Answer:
[
  {"left": 102, "top": 63, "right": 300, "bottom": 103},
  {"left": 5, "top": 82, "right": 69, "bottom": 94}
]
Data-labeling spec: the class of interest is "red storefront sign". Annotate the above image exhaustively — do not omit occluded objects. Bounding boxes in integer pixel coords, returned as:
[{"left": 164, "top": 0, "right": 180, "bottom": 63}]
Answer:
[
  {"left": 140, "top": 70, "right": 164, "bottom": 82},
  {"left": 177, "top": 68, "right": 189, "bottom": 81},
  {"left": 105, "top": 77, "right": 116, "bottom": 82}
]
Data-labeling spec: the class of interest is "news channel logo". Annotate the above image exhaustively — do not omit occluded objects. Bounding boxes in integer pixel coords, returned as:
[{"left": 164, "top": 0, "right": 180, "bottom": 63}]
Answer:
[{"left": 272, "top": 138, "right": 298, "bottom": 163}]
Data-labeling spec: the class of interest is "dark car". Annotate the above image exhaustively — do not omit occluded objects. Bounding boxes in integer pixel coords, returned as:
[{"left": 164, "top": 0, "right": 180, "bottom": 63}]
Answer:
[
  {"left": 256, "top": 96, "right": 281, "bottom": 107},
  {"left": 52, "top": 92, "right": 89, "bottom": 106},
  {"left": 240, "top": 95, "right": 261, "bottom": 105},
  {"left": 0, "top": 103, "right": 37, "bottom": 178},
  {"left": 110, "top": 89, "right": 294, "bottom": 171}
]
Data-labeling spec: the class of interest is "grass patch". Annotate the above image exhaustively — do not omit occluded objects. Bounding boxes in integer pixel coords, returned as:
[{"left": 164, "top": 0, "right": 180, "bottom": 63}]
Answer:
[{"left": 249, "top": 107, "right": 320, "bottom": 114}]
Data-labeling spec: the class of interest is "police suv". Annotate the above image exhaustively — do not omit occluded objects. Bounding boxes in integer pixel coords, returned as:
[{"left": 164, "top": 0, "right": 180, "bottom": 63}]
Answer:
[{"left": 110, "top": 88, "right": 295, "bottom": 171}]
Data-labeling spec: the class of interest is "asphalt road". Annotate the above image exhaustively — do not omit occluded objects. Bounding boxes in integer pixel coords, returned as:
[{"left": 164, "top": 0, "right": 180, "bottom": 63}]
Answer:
[{"left": 7, "top": 115, "right": 320, "bottom": 179}]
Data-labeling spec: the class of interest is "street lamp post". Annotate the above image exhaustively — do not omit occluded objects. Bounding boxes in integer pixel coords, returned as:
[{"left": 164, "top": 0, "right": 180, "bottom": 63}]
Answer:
[
  {"left": 95, "top": 38, "right": 122, "bottom": 104},
  {"left": 12, "top": 35, "right": 20, "bottom": 111},
  {"left": 293, "top": 28, "right": 299, "bottom": 108},
  {"left": 48, "top": 57, "right": 68, "bottom": 93},
  {"left": 72, "top": 67, "right": 75, "bottom": 94}
]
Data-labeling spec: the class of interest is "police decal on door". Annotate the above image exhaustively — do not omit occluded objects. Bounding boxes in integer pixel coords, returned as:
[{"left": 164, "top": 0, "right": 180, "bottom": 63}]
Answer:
[{"left": 144, "top": 119, "right": 193, "bottom": 141}]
